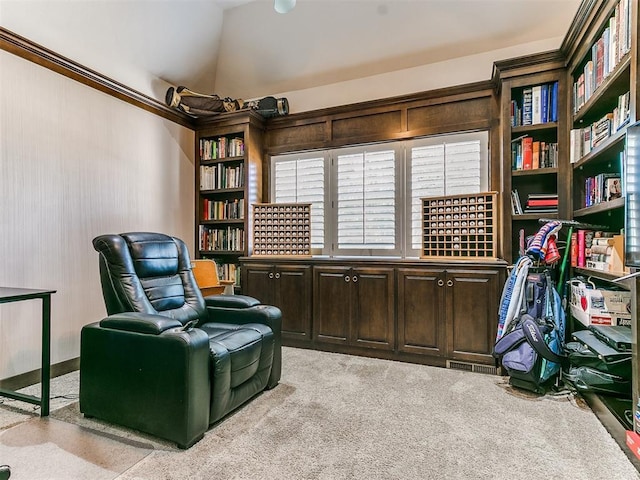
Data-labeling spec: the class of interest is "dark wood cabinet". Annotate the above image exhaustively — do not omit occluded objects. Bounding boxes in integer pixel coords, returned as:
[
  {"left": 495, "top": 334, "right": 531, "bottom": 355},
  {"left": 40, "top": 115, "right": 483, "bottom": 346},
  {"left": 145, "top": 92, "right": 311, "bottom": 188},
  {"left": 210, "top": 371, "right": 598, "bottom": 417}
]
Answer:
[
  {"left": 313, "top": 265, "right": 395, "bottom": 351},
  {"left": 242, "top": 262, "right": 312, "bottom": 342},
  {"left": 397, "top": 268, "right": 446, "bottom": 357},
  {"left": 241, "top": 257, "right": 505, "bottom": 367},
  {"left": 397, "top": 266, "right": 501, "bottom": 364},
  {"left": 445, "top": 268, "right": 501, "bottom": 364}
]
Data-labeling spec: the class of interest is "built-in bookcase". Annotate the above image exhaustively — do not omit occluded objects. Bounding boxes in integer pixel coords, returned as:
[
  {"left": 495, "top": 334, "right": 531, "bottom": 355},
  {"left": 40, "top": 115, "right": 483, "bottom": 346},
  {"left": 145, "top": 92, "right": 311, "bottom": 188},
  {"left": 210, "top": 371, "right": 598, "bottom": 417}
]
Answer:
[
  {"left": 494, "top": 56, "right": 569, "bottom": 264},
  {"left": 195, "top": 111, "right": 265, "bottom": 290}
]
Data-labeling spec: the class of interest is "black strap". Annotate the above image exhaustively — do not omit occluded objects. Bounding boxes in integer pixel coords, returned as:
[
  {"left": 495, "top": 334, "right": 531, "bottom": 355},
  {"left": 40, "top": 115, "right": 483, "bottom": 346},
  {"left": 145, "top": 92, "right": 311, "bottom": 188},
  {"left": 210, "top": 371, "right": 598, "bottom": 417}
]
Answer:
[{"left": 521, "top": 314, "right": 566, "bottom": 364}]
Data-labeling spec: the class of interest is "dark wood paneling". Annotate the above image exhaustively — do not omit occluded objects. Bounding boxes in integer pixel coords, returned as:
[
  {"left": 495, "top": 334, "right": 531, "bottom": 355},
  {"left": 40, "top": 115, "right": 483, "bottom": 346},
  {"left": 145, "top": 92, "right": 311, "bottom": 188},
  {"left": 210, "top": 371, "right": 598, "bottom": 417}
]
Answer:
[
  {"left": 407, "top": 97, "right": 491, "bottom": 133},
  {"left": 264, "top": 82, "right": 495, "bottom": 156},
  {"left": 332, "top": 111, "right": 402, "bottom": 141},
  {"left": 265, "top": 121, "right": 328, "bottom": 153}
]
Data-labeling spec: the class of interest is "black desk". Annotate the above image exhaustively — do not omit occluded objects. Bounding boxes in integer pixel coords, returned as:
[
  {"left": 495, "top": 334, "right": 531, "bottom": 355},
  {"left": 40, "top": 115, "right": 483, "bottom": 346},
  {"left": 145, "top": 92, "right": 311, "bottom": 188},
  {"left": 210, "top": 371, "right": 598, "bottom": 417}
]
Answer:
[{"left": 0, "top": 287, "right": 56, "bottom": 416}]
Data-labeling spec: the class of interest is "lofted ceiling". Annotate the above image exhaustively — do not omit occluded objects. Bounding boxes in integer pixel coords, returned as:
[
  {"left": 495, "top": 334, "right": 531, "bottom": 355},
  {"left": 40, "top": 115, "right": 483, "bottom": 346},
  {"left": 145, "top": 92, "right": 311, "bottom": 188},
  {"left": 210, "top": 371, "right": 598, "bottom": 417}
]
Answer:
[{"left": 1, "top": 0, "right": 582, "bottom": 112}]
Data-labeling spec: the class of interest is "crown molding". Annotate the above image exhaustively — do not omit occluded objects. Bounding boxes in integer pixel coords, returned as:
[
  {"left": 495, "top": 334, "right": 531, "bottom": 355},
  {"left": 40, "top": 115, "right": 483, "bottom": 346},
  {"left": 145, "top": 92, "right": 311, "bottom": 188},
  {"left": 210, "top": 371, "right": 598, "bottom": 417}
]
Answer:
[{"left": 0, "top": 27, "right": 195, "bottom": 129}]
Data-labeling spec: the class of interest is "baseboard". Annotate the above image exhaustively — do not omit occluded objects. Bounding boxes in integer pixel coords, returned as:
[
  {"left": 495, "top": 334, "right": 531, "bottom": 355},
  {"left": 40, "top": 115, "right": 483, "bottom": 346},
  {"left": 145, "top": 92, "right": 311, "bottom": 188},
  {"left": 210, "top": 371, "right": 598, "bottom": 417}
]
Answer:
[{"left": 0, "top": 357, "right": 79, "bottom": 391}]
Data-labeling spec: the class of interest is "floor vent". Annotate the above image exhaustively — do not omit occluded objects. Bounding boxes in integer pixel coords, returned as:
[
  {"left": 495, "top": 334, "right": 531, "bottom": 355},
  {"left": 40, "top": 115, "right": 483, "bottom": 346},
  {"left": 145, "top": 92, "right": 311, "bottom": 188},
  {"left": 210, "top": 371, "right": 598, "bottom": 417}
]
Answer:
[{"left": 446, "top": 360, "right": 498, "bottom": 376}]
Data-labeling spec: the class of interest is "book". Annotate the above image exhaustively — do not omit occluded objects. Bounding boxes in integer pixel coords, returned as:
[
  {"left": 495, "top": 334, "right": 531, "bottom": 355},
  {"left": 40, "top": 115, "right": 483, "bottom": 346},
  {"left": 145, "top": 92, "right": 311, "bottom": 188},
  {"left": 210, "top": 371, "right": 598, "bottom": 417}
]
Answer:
[
  {"left": 577, "top": 229, "right": 593, "bottom": 267},
  {"left": 570, "top": 231, "right": 578, "bottom": 267},
  {"left": 550, "top": 81, "right": 559, "bottom": 122},
  {"left": 522, "top": 137, "right": 533, "bottom": 169},
  {"left": 532, "top": 85, "right": 542, "bottom": 124},
  {"left": 540, "top": 83, "right": 549, "bottom": 123},
  {"left": 522, "top": 87, "right": 533, "bottom": 125},
  {"left": 532, "top": 141, "right": 540, "bottom": 169}
]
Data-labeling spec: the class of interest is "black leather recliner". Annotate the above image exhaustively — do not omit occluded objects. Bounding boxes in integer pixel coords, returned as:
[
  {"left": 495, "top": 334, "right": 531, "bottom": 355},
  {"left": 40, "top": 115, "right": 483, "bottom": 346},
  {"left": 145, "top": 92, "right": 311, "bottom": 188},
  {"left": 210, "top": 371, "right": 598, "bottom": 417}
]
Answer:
[{"left": 80, "top": 232, "right": 282, "bottom": 448}]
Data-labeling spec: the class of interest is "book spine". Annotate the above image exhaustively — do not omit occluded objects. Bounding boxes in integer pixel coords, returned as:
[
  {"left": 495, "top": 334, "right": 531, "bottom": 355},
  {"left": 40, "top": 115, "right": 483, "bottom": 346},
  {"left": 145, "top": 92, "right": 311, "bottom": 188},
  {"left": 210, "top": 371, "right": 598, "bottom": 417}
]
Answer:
[{"left": 522, "top": 137, "right": 533, "bottom": 170}]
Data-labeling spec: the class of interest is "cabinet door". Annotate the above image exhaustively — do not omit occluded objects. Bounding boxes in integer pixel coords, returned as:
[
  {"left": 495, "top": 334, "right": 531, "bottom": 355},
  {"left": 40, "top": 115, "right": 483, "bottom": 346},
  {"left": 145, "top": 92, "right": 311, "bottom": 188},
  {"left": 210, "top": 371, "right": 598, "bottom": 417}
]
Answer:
[
  {"left": 313, "top": 266, "right": 351, "bottom": 345},
  {"left": 242, "top": 263, "right": 275, "bottom": 305},
  {"left": 351, "top": 267, "right": 395, "bottom": 350},
  {"left": 397, "top": 268, "right": 446, "bottom": 357},
  {"left": 274, "top": 264, "right": 312, "bottom": 341},
  {"left": 445, "top": 268, "right": 502, "bottom": 364}
]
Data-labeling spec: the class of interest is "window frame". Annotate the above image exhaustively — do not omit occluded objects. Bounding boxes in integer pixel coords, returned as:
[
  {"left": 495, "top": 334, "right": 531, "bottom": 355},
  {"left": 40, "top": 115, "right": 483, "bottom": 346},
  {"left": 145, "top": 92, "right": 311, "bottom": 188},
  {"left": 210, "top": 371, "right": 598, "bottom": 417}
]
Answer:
[{"left": 270, "top": 130, "right": 489, "bottom": 258}]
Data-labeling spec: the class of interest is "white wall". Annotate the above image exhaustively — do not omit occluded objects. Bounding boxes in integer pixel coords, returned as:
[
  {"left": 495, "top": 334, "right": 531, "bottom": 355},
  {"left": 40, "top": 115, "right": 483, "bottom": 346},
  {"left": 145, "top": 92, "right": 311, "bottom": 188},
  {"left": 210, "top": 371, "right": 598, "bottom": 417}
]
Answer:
[
  {"left": 274, "top": 37, "right": 565, "bottom": 113},
  {"left": 0, "top": 50, "right": 195, "bottom": 379}
]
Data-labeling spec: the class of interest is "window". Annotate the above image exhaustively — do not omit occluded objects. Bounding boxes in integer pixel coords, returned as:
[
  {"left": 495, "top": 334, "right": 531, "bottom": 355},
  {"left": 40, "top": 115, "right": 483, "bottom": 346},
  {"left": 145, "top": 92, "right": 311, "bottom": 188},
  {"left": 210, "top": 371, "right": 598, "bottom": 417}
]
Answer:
[
  {"left": 335, "top": 146, "right": 399, "bottom": 254},
  {"left": 271, "top": 131, "right": 488, "bottom": 257},
  {"left": 272, "top": 154, "right": 326, "bottom": 248},
  {"left": 407, "top": 132, "right": 488, "bottom": 255}
]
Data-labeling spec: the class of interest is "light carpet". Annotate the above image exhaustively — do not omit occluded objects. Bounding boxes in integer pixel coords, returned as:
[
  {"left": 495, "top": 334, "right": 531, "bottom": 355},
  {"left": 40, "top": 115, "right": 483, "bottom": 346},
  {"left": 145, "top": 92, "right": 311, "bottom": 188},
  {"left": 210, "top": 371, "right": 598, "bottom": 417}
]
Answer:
[{"left": 1, "top": 347, "right": 639, "bottom": 479}]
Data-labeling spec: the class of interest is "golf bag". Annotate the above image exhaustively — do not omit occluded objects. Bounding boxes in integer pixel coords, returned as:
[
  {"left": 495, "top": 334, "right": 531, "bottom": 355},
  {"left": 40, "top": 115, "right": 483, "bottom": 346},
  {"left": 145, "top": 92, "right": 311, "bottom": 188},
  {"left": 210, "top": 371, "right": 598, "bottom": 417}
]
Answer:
[
  {"left": 165, "top": 86, "right": 289, "bottom": 118},
  {"left": 494, "top": 221, "right": 566, "bottom": 394}
]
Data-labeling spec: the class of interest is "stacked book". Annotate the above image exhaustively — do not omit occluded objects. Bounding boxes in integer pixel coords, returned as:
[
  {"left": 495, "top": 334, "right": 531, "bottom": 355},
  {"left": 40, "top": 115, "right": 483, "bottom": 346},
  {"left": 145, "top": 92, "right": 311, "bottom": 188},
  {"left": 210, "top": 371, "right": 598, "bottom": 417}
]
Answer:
[{"left": 524, "top": 193, "right": 558, "bottom": 214}]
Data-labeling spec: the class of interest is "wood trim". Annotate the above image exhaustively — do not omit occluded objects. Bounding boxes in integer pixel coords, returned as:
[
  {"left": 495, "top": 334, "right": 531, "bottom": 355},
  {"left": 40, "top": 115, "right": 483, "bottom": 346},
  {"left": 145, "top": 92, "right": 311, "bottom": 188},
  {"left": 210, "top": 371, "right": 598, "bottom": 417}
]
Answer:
[
  {"left": 0, "top": 27, "right": 195, "bottom": 129},
  {"left": 491, "top": 50, "right": 566, "bottom": 85}
]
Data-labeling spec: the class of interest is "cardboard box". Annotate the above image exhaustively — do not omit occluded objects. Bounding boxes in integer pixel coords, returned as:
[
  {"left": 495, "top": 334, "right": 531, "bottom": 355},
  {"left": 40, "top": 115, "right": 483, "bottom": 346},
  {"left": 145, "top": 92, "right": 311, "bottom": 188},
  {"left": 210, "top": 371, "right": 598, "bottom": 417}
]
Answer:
[
  {"left": 569, "top": 279, "right": 631, "bottom": 327},
  {"left": 626, "top": 431, "right": 640, "bottom": 461}
]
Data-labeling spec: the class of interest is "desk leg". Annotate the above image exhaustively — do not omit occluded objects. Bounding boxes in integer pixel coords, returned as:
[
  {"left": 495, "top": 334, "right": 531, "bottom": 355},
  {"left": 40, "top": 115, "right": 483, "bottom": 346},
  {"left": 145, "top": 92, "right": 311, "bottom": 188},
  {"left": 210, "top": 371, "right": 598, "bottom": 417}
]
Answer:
[{"left": 41, "top": 294, "right": 51, "bottom": 416}]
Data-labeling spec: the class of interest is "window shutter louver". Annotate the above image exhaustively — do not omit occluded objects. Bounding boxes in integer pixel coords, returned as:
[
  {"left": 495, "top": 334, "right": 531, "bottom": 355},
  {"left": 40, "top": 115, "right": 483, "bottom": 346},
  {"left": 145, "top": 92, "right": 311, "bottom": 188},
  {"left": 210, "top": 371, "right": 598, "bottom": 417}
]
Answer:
[
  {"left": 274, "top": 157, "right": 325, "bottom": 248},
  {"left": 337, "top": 150, "right": 395, "bottom": 249}
]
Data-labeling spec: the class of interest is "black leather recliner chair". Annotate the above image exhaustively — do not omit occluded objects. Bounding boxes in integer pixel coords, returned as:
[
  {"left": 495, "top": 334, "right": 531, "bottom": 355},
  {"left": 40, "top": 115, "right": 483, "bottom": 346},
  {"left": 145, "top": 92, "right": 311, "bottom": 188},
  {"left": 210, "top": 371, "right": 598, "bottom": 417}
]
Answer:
[{"left": 80, "top": 232, "right": 282, "bottom": 448}]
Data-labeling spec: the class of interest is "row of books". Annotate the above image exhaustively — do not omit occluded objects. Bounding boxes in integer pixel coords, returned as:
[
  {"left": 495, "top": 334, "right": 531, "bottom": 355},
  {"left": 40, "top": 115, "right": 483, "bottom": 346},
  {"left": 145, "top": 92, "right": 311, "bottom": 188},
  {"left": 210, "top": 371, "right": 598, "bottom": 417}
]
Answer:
[
  {"left": 510, "top": 81, "right": 558, "bottom": 127},
  {"left": 571, "top": 230, "right": 625, "bottom": 273},
  {"left": 569, "top": 94, "right": 630, "bottom": 162},
  {"left": 511, "top": 137, "right": 558, "bottom": 171},
  {"left": 572, "top": 0, "right": 632, "bottom": 114},
  {"left": 199, "top": 136, "right": 245, "bottom": 160},
  {"left": 200, "top": 164, "right": 245, "bottom": 190},
  {"left": 215, "top": 262, "right": 240, "bottom": 286},
  {"left": 202, "top": 198, "right": 245, "bottom": 221},
  {"left": 583, "top": 174, "right": 622, "bottom": 208},
  {"left": 510, "top": 190, "right": 557, "bottom": 215},
  {"left": 198, "top": 225, "right": 245, "bottom": 252}
]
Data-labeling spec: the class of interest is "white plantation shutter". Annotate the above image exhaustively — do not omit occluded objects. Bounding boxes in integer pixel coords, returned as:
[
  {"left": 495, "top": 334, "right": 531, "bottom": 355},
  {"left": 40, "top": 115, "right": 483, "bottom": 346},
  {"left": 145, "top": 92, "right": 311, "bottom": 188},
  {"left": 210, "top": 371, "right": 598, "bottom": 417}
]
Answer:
[
  {"left": 271, "top": 131, "right": 487, "bottom": 257},
  {"left": 273, "top": 156, "right": 325, "bottom": 248},
  {"left": 337, "top": 149, "right": 396, "bottom": 250},
  {"left": 409, "top": 134, "right": 487, "bottom": 251}
]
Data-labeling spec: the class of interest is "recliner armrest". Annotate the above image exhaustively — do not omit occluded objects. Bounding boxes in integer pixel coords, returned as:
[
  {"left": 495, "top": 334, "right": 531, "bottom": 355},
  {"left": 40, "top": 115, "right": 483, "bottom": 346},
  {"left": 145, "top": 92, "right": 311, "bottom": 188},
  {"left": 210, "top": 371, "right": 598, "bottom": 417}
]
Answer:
[
  {"left": 204, "top": 294, "right": 260, "bottom": 309},
  {"left": 100, "top": 312, "right": 183, "bottom": 334}
]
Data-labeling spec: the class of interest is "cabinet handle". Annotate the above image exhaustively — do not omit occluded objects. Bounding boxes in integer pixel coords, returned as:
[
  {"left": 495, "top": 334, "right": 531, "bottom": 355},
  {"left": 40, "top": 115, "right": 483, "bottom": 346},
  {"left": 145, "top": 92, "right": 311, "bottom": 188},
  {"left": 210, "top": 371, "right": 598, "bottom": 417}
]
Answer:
[
  {"left": 352, "top": 275, "right": 358, "bottom": 282},
  {"left": 275, "top": 272, "right": 281, "bottom": 279},
  {"left": 268, "top": 272, "right": 274, "bottom": 279},
  {"left": 437, "top": 279, "right": 444, "bottom": 287},
  {"left": 447, "top": 280, "right": 454, "bottom": 287},
  {"left": 345, "top": 275, "right": 351, "bottom": 282}
]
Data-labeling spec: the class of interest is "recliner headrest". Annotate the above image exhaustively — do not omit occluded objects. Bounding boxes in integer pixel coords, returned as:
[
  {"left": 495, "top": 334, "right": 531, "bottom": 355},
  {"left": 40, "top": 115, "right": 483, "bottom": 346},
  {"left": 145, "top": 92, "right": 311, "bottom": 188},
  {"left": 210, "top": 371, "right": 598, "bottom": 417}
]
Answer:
[{"left": 120, "top": 232, "right": 179, "bottom": 279}]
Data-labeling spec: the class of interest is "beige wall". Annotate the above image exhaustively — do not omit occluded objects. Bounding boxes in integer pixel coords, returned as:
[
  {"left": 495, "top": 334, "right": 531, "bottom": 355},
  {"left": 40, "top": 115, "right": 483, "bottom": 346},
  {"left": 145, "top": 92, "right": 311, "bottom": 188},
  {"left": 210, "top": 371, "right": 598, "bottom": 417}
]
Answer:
[{"left": 0, "top": 50, "right": 195, "bottom": 379}]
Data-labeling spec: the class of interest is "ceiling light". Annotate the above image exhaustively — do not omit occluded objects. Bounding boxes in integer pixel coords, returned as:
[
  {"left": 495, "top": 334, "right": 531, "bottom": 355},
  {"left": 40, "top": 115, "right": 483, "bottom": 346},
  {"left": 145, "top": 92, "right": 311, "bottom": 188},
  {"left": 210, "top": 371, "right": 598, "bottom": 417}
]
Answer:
[{"left": 274, "top": 0, "right": 296, "bottom": 14}]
